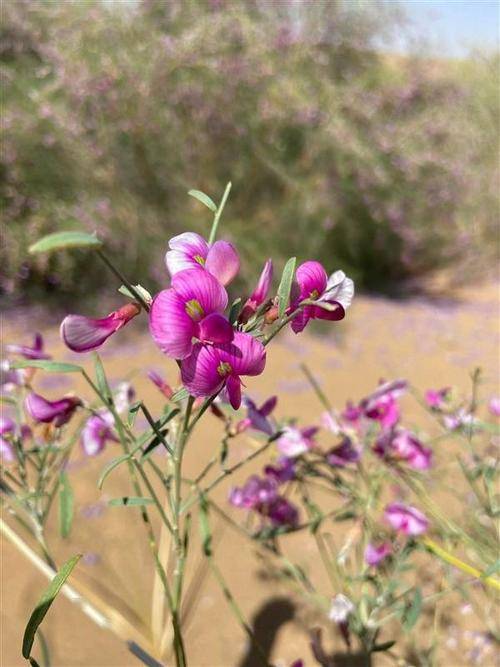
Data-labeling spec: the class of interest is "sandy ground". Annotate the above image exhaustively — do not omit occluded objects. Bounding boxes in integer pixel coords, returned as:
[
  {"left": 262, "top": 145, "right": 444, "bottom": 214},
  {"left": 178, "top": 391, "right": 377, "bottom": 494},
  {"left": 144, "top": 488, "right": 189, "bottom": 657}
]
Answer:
[{"left": 1, "top": 282, "right": 499, "bottom": 667}]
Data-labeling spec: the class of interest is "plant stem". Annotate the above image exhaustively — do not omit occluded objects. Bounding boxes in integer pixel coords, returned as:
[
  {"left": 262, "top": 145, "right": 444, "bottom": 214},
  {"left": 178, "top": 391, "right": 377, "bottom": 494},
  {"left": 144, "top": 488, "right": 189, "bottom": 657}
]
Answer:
[
  {"left": 96, "top": 250, "right": 150, "bottom": 312},
  {"left": 208, "top": 182, "right": 232, "bottom": 245}
]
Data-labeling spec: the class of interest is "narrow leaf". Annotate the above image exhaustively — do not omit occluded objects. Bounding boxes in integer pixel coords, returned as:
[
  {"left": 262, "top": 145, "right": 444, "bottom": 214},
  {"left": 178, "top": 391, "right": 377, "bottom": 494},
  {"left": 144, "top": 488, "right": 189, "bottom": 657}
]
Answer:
[
  {"left": 22, "top": 554, "right": 82, "bottom": 659},
  {"left": 228, "top": 297, "right": 242, "bottom": 324},
  {"left": 170, "top": 387, "right": 189, "bottom": 403},
  {"left": 372, "top": 640, "right": 397, "bottom": 653},
  {"left": 58, "top": 471, "right": 74, "bottom": 539},
  {"left": 188, "top": 189, "right": 217, "bottom": 212},
  {"left": 97, "top": 454, "right": 130, "bottom": 490},
  {"left": 10, "top": 360, "right": 82, "bottom": 374},
  {"left": 277, "top": 257, "right": 296, "bottom": 318},
  {"left": 29, "top": 231, "right": 102, "bottom": 255},
  {"left": 118, "top": 284, "right": 152, "bottom": 304},
  {"left": 198, "top": 494, "right": 212, "bottom": 556},
  {"left": 108, "top": 496, "right": 154, "bottom": 507},
  {"left": 403, "top": 588, "right": 422, "bottom": 631},
  {"left": 93, "top": 353, "right": 111, "bottom": 404}
]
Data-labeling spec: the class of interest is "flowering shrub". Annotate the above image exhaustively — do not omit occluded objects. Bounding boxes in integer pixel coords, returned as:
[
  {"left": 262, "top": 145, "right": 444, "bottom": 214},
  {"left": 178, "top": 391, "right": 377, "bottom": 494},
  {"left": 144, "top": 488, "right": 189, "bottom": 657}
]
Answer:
[
  {"left": 2, "top": 1, "right": 499, "bottom": 303},
  {"left": 1, "top": 187, "right": 498, "bottom": 666}
]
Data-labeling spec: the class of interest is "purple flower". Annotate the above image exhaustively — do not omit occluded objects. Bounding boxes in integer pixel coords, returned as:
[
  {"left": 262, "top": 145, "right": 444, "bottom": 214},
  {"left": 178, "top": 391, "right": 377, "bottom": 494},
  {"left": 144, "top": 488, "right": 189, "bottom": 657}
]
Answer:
[
  {"left": 364, "top": 542, "right": 392, "bottom": 566},
  {"left": 165, "top": 232, "right": 240, "bottom": 286},
  {"left": 362, "top": 379, "right": 407, "bottom": 430},
  {"left": 488, "top": 396, "right": 500, "bottom": 417},
  {"left": 5, "top": 333, "right": 51, "bottom": 360},
  {"left": 240, "top": 259, "right": 273, "bottom": 322},
  {"left": 61, "top": 302, "right": 141, "bottom": 352},
  {"left": 384, "top": 502, "right": 428, "bottom": 536},
  {"left": 25, "top": 392, "right": 81, "bottom": 427},
  {"left": 267, "top": 497, "right": 299, "bottom": 527},
  {"left": 181, "top": 331, "right": 266, "bottom": 410},
  {"left": 237, "top": 395, "right": 277, "bottom": 435},
  {"left": 229, "top": 474, "right": 278, "bottom": 509},
  {"left": 327, "top": 437, "right": 361, "bottom": 467},
  {"left": 81, "top": 411, "right": 117, "bottom": 456},
  {"left": 264, "top": 456, "right": 296, "bottom": 483},
  {"left": 425, "top": 387, "right": 451, "bottom": 410},
  {"left": 443, "top": 408, "right": 477, "bottom": 431},
  {"left": 289, "top": 262, "right": 354, "bottom": 334},
  {"left": 0, "top": 416, "right": 15, "bottom": 462},
  {"left": 150, "top": 269, "right": 233, "bottom": 359},
  {"left": 374, "top": 428, "right": 432, "bottom": 470},
  {"left": 277, "top": 425, "right": 318, "bottom": 457}
]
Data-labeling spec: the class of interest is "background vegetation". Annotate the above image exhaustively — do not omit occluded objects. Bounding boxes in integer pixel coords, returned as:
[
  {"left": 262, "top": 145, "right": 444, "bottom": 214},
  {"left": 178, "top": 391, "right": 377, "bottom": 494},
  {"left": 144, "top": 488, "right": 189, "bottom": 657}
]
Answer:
[{"left": 2, "top": 0, "right": 499, "bottom": 306}]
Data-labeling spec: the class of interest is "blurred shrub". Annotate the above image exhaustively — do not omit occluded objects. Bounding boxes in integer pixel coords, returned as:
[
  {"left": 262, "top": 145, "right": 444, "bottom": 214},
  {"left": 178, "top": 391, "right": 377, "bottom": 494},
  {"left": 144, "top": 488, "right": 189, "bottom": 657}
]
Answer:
[{"left": 2, "top": 0, "right": 498, "bottom": 305}]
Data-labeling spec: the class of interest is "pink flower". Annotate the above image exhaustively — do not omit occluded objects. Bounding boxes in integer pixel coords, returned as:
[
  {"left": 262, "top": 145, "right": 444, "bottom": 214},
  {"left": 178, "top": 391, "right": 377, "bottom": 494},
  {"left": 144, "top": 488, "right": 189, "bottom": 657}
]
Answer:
[
  {"left": 425, "top": 387, "right": 450, "bottom": 410},
  {"left": 488, "top": 397, "right": 500, "bottom": 417},
  {"left": 81, "top": 411, "right": 117, "bottom": 456},
  {"left": 327, "top": 437, "right": 361, "bottom": 467},
  {"left": 384, "top": 502, "right": 428, "bottom": 536},
  {"left": 61, "top": 302, "right": 141, "bottom": 352},
  {"left": 362, "top": 379, "right": 407, "bottom": 430},
  {"left": 165, "top": 232, "right": 240, "bottom": 286},
  {"left": 443, "top": 408, "right": 477, "bottom": 431},
  {"left": 264, "top": 456, "right": 296, "bottom": 483},
  {"left": 0, "top": 416, "right": 15, "bottom": 462},
  {"left": 229, "top": 474, "right": 299, "bottom": 527},
  {"left": 290, "top": 262, "right": 354, "bottom": 334},
  {"left": 147, "top": 370, "right": 174, "bottom": 399},
  {"left": 276, "top": 425, "right": 318, "bottom": 457},
  {"left": 5, "top": 333, "right": 51, "bottom": 360},
  {"left": 25, "top": 392, "right": 81, "bottom": 427},
  {"left": 239, "top": 259, "right": 273, "bottom": 322},
  {"left": 150, "top": 269, "right": 233, "bottom": 359},
  {"left": 364, "top": 542, "right": 392, "bottom": 566},
  {"left": 237, "top": 395, "right": 277, "bottom": 435},
  {"left": 374, "top": 428, "right": 432, "bottom": 470},
  {"left": 181, "top": 331, "right": 266, "bottom": 410}
]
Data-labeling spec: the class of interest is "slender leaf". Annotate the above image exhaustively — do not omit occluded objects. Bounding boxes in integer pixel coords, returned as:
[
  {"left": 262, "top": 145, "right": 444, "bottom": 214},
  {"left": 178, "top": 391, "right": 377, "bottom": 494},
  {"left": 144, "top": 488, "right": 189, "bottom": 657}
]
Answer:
[
  {"left": 108, "top": 496, "right": 154, "bottom": 507},
  {"left": 198, "top": 494, "right": 212, "bottom": 556},
  {"left": 58, "top": 472, "right": 74, "bottom": 539},
  {"left": 188, "top": 189, "right": 217, "bottom": 212},
  {"left": 118, "top": 284, "right": 152, "bottom": 304},
  {"left": 127, "top": 401, "right": 142, "bottom": 427},
  {"left": 29, "top": 231, "right": 101, "bottom": 255},
  {"left": 22, "top": 554, "right": 82, "bottom": 659},
  {"left": 277, "top": 257, "right": 296, "bottom": 318},
  {"left": 228, "top": 297, "right": 242, "bottom": 324},
  {"left": 170, "top": 387, "right": 189, "bottom": 403},
  {"left": 97, "top": 454, "right": 130, "bottom": 490},
  {"left": 93, "top": 353, "right": 111, "bottom": 404},
  {"left": 372, "top": 640, "right": 397, "bottom": 653},
  {"left": 402, "top": 588, "right": 422, "bottom": 631},
  {"left": 29, "top": 658, "right": 41, "bottom": 667},
  {"left": 10, "top": 360, "right": 82, "bottom": 374}
]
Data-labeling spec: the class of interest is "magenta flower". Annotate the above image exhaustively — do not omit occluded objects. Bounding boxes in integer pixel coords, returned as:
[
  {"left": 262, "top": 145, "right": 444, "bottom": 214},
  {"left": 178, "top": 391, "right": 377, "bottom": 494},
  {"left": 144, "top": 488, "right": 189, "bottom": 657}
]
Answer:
[
  {"left": 327, "top": 437, "right": 361, "bottom": 467},
  {"left": 180, "top": 331, "right": 266, "bottom": 409},
  {"left": 264, "top": 456, "right": 296, "bottom": 483},
  {"left": 6, "top": 333, "right": 51, "bottom": 360},
  {"left": 425, "top": 387, "right": 451, "bottom": 410},
  {"left": 0, "top": 416, "right": 15, "bottom": 462},
  {"left": 237, "top": 395, "right": 277, "bottom": 435},
  {"left": 384, "top": 502, "right": 428, "bottom": 536},
  {"left": 277, "top": 425, "right": 318, "bottom": 457},
  {"left": 165, "top": 232, "right": 240, "bottom": 286},
  {"left": 229, "top": 474, "right": 278, "bottom": 509},
  {"left": 364, "top": 542, "right": 392, "bottom": 566},
  {"left": 240, "top": 259, "right": 273, "bottom": 322},
  {"left": 81, "top": 411, "right": 117, "bottom": 456},
  {"left": 488, "top": 396, "right": 500, "bottom": 417},
  {"left": 61, "top": 302, "right": 141, "bottom": 352},
  {"left": 267, "top": 497, "right": 299, "bottom": 527},
  {"left": 375, "top": 428, "right": 432, "bottom": 470},
  {"left": 362, "top": 379, "right": 407, "bottom": 430},
  {"left": 25, "top": 392, "right": 81, "bottom": 427},
  {"left": 289, "top": 262, "right": 354, "bottom": 334},
  {"left": 147, "top": 370, "right": 174, "bottom": 399},
  {"left": 150, "top": 269, "right": 233, "bottom": 359}
]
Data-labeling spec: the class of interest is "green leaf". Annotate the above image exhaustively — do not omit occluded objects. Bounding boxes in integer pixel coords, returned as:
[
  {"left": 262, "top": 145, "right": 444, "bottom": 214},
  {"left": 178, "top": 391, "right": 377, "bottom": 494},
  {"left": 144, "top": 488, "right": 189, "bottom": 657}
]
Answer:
[
  {"left": 58, "top": 472, "right": 74, "bottom": 539},
  {"left": 108, "top": 496, "right": 154, "bottom": 507},
  {"left": 188, "top": 189, "right": 217, "bottom": 212},
  {"left": 372, "top": 640, "right": 397, "bottom": 653},
  {"left": 10, "top": 360, "right": 82, "bottom": 374},
  {"left": 22, "top": 554, "right": 81, "bottom": 659},
  {"left": 228, "top": 297, "right": 242, "bottom": 324},
  {"left": 29, "top": 657, "right": 41, "bottom": 667},
  {"left": 170, "top": 387, "right": 189, "bottom": 403},
  {"left": 482, "top": 558, "right": 500, "bottom": 578},
  {"left": 93, "top": 353, "right": 111, "bottom": 404},
  {"left": 277, "top": 257, "right": 296, "bottom": 318},
  {"left": 402, "top": 588, "right": 422, "bottom": 632},
  {"left": 29, "top": 231, "right": 102, "bottom": 255},
  {"left": 97, "top": 454, "right": 131, "bottom": 490},
  {"left": 118, "top": 284, "right": 152, "bottom": 304},
  {"left": 127, "top": 401, "right": 142, "bottom": 427},
  {"left": 198, "top": 494, "right": 212, "bottom": 556}
]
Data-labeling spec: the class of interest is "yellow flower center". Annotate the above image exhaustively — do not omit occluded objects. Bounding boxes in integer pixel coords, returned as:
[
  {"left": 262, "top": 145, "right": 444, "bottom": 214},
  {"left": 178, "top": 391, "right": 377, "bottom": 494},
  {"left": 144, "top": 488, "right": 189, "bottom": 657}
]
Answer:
[
  {"left": 194, "top": 254, "right": 206, "bottom": 266},
  {"left": 310, "top": 289, "right": 319, "bottom": 300},
  {"left": 185, "top": 299, "right": 205, "bottom": 321},
  {"left": 217, "top": 361, "right": 232, "bottom": 377}
]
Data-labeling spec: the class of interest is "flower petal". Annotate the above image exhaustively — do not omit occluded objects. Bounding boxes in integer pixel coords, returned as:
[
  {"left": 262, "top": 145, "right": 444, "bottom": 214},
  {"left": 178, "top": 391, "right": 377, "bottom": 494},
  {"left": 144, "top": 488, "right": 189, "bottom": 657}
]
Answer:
[
  {"left": 181, "top": 344, "right": 224, "bottom": 398},
  {"left": 250, "top": 259, "right": 273, "bottom": 305},
  {"left": 25, "top": 392, "right": 80, "bottom": 425},
  {"left": 217, "top": 332, "right": 266, "bottom": 377},
  {"left": 226, "top": 375, "right": 242, "bottom": 410},
  {"left": 205, "top": 241, "right": 240, "bottom": 285},
  {"left": 198, "top": 313, "right": 234, "bottom": 345},
  {"left": 61, "top": 304, "right": 140, "bottom": 353},
  {"left": 149, "top": 289, "right": 196, "bottom": 359},
  {"left": 323, "top": 270, "right": 355, "bottom": 311},
  {"left": 171, "top": 268, "right": 228, "bottom": 314},
  {"left": 165, "top": 232, "right": 209, "bottom": 275},
  {"left": 295, "top": 261, "right": 327, "bottom": 299}
]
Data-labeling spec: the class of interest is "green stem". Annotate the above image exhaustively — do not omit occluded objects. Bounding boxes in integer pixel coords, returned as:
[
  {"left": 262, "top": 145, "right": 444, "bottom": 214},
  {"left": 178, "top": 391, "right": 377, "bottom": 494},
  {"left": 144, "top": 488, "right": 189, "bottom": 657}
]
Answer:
[
  {"left": 208, "top": 182, "right": 232, "bottom": 245},
  {"left": 96, "top": 250, "right": 150, "bottom": 312}
]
